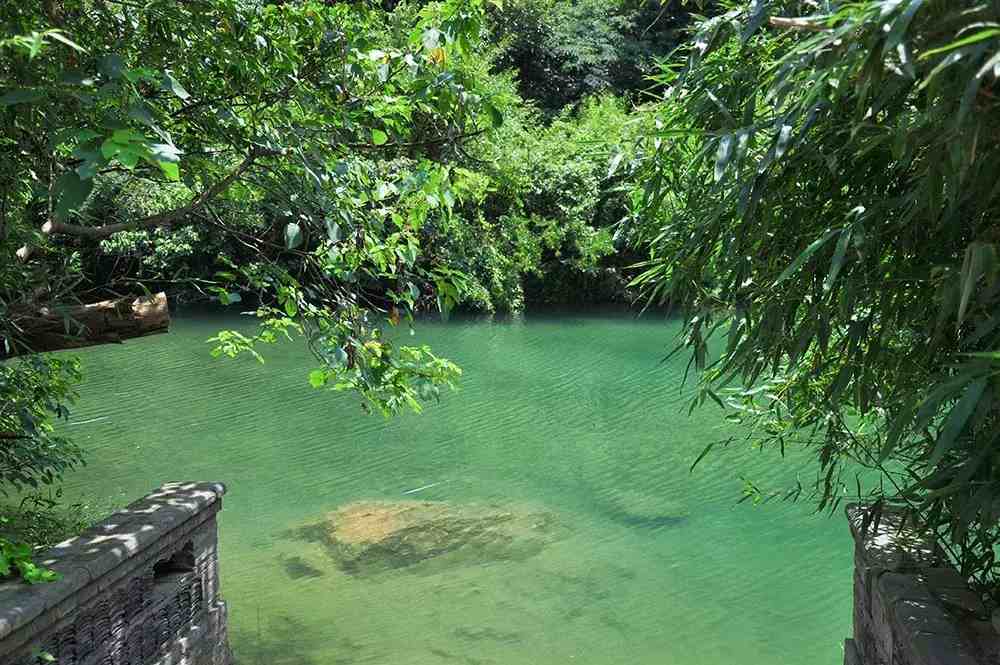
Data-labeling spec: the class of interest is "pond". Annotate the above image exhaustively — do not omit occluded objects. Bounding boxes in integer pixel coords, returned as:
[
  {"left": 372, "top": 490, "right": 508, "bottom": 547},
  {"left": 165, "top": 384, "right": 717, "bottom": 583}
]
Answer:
[{"left": 58, "top": 309, "right": 851, "bottom": 665}]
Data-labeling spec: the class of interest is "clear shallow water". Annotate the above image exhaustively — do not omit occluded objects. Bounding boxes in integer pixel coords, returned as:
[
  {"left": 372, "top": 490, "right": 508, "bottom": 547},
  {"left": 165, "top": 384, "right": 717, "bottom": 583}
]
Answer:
[{"left": 58, "top": 309, "right": 851, "bottom": 665}]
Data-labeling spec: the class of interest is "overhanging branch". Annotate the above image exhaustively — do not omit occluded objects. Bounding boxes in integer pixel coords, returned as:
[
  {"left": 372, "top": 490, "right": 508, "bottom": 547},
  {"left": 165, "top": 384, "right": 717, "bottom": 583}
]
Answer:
[
  {"left": 3, "top": 292, "right": 170, "bottom": 357},
  {"left": 42, "top": 147, "right": 278, "bottom": 240}
]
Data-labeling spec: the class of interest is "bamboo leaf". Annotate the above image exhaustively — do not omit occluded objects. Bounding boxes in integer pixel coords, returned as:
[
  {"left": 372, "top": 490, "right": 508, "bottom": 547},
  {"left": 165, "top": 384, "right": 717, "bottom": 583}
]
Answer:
[
  {"left": 690, "top": 441, "right": 717, "bottom": 472},
  {"left": 928, "top": 378, "right": 987, "bottom": 467},
  {"left": 883, "top": 0, "right": 926, "bottom": 55},
  {"left": 958, "top": 243, "right": 997, "bottom": 328},
  {"left": 824, "top": 227, "right": 852, "bottom": 292},
  {"left": 714, "top": 134, "right": 733, "bottom": 181},
  {"left": 774, "top": 229, "right": 838, "bottom": 285},
  {"left": 922, "top": 29, "right": 1000, "bottom": 59}
]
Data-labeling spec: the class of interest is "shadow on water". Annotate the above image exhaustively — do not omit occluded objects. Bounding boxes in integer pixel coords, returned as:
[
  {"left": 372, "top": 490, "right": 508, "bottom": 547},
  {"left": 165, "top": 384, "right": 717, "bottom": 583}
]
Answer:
[{"left": 280, "top": 554, "right": 325, "bottom": 580}]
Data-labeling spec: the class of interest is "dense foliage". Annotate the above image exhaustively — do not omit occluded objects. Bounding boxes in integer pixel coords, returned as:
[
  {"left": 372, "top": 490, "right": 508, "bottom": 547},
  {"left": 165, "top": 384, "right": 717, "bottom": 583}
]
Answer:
[
  {"left": 628, "top": 0, "right": 1000, "bottom": 590},
  {"left": 0, "top": 0, "right": 661, "bottom": 569},
  {"left": 490, "top": 0, "right": 688, "bottom": 110}
]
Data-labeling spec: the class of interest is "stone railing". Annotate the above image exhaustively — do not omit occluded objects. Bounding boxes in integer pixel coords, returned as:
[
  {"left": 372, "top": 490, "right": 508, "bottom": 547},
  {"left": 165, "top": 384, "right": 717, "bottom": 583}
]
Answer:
[
  {"left": 0, "top": 482, "right": 230, "bottom": 665},
  {"left": 845, "top": 504, "right": 1000, "bottom": 665}
]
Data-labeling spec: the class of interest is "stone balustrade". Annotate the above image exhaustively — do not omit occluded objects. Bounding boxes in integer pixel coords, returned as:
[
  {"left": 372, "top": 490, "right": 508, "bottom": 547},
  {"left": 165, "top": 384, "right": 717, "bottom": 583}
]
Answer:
[
  {"left": 845, "top": 504, "right": 999, "bottom": 665},
  {"left": 0, "top": 482, "right": 230, "bottom": 665}
]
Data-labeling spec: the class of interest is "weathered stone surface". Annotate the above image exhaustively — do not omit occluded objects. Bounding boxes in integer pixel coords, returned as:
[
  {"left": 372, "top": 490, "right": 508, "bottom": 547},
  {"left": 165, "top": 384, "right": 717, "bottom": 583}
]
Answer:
[
  {"left": 844, "top": 638, "right": 862, "bottom": 665},
  {"left": 844, "top": 504, "right": 1000, "bottom": 665},
  {"left": 847, "top": 504, "right": 943, "bottom": 571},
  {"left": 289, "top": 500, "right": 567, "bottom": 575},
  {"left": 0, "top": 482, "right": 231, "bottom": 665}
]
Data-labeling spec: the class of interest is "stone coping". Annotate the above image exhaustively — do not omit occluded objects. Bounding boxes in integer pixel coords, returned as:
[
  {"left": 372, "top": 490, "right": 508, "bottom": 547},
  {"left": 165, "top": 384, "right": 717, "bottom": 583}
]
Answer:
[
  {"left": 846, "top": 503, "right": 1000, "bottom": 665},
  {"left": 0, "top": 481, "right": 226, "bottom": 643},
  {"left": 846, "top": 503, "right": 943, "bottom": 571}
]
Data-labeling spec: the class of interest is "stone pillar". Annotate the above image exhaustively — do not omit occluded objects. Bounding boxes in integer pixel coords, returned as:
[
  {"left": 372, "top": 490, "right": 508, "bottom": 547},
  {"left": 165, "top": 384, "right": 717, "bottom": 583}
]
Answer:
[
  {"left": 0, "top": 482, "right": 231, "bottom": 665},
  {"left": 845, "top": 504, "right": 999, "bottom": 665}
]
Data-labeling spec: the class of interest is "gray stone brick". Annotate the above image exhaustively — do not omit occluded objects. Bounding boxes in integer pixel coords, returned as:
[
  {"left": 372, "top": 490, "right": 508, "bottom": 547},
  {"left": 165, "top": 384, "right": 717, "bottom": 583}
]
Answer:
[{"left": 0, "top": 482, "right": 230, "bottom": 665}]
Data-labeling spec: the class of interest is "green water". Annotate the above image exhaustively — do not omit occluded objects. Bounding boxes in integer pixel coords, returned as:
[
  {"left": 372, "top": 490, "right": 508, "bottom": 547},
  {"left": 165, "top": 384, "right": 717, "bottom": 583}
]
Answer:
[{"left": 58, "top": 310, "right": 851, "bottom": 665}]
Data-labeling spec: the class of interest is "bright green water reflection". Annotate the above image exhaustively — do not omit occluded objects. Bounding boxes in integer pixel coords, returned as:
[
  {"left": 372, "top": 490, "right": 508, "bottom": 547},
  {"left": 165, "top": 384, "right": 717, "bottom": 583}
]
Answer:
[{"left": 58, "top": 310, "right": 851, "bottom": 665}]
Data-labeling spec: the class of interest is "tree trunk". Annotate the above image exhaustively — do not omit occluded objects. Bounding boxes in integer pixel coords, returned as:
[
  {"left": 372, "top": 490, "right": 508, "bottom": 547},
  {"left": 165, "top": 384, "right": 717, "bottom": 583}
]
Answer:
[{"left": 3, "top": 292, "right": 170, "bottom": 357}]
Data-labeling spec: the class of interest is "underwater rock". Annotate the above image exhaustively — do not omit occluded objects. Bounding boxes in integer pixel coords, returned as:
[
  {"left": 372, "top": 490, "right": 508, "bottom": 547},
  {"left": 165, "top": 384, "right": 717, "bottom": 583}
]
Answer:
[
  {"left": 290, "top": 500, "right": 566, "bottom": 575},
  {"left": 596, "top": 489, "right": 688, "bottom": 527}
]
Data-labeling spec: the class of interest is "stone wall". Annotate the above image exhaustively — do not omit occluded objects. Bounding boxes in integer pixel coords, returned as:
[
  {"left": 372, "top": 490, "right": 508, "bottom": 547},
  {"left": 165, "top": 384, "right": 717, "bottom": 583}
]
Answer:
[
  {"left": 0, "top": 482, "right": 231, "bottom": 665},
  {"left": 845, "top": 504, "right": 1000, "bottom": 665}
]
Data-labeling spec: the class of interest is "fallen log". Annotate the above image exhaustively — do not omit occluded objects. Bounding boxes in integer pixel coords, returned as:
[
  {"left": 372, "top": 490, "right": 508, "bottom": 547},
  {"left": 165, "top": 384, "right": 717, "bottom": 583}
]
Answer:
[{"left": 3, "top": 292, "right": 170, "bottom": 357}]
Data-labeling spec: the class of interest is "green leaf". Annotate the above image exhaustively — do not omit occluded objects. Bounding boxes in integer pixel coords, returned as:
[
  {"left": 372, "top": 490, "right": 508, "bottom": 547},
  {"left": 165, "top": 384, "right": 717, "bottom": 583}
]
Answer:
[
  {"left": 399, "top": 244, "right": 418, "bottom": 266},
  {"left": 158, "top": 161, "right": 180, "bottom": 181},
  {"left": 883, "top": 0, "right": 926, "bottom": 55},
  {"left": 690, "top": 441, "right": 717, "bottom": 472},
  {"left": 325, "top": 219, "right": 341, "bottom": 243},
  {"left": 285, "top": 222, "right": 303, "bottom": 250},
  {"left": 46, "top": 30, "right": 86, "bottom": 53},
  {"left": 487, "top": 103, "right": 503, "bottom": 128},
  {"left": 117, "top": 148, "right": 141, "bottom": 170},
  {"left": 371, "top": 129, "right": 389, "bottom": 146},
  {"left": 958, "top": 242, "right": 997, "bottom": 328},
  {"left": 928, "top": 378, "right": 987, "bottom": 467},
  {"left": 54, "top": 171, "right": 95, "bottom": 221},
  {"left": 148, "top": 143, "right": 181, "bottom": 163},
  {"left": 308, "top": 369, "right": 327, "bottom": 388},
  {"left": 774, "top": 229, "right": 838, "bottom": 285},
  {"left": 31, "top": 649, "right": 56, "bottom": 663},
  {"left": 962, "top": 351, "right": 1000, "bottom": 360},
  {"left": 921, "top": 29, "right": 1000, "bottom": 59},
  {"left": 162, "top": 72, "right": 190, "bottom": 100},
  {"left": 824, "top": 228, "right": 852, "bottom": 292},
  {"left": 100, "top": 138, "right": 122, "bottom": 160},
  {"left": 714, "top": 134, "right": 733, "bottom": 182},
  {"left": 76, "top": 153, "right": 106, "bottom": 180},
  {"left": 608, "top": 152, "right": 625, "bottom": 179}
]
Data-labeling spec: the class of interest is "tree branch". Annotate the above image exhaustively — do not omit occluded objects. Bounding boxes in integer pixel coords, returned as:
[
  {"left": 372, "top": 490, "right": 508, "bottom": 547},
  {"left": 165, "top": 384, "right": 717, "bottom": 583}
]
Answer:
[
  {"left": 3, "top": 292, "right": 170, "bottom": 357},
  {"left": 42, "top": 147, "right": 278, "bottom": 240}
]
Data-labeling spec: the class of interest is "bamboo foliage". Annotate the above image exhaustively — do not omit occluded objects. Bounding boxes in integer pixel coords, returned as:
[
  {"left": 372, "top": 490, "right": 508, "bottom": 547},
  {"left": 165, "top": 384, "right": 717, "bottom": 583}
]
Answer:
[{"left": 628, "top": 0, "right": 1000, "bottom": 590}]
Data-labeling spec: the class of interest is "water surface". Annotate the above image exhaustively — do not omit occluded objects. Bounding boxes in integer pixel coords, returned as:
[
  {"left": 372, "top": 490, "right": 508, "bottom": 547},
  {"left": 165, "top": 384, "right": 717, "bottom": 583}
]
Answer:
[{"left": 59, "top": 310, "right": 851, "bottom": 665}]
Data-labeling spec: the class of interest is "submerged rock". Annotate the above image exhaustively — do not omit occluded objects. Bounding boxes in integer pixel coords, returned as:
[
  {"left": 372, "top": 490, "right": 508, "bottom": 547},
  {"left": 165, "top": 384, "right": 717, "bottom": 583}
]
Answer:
[
  {"left": 596, "top": 489, "right": 688, "bottom": 527},
  {"left": 289, "top": 500, "right": 566, "bottom": 575}
]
